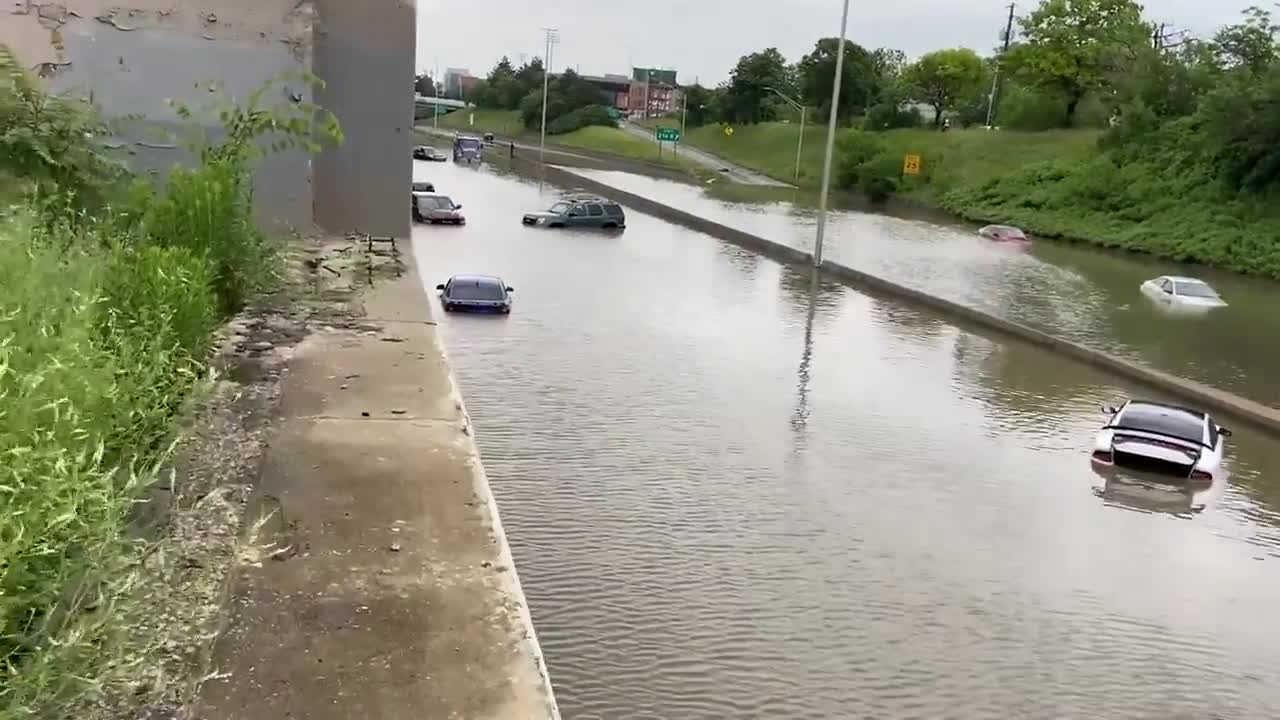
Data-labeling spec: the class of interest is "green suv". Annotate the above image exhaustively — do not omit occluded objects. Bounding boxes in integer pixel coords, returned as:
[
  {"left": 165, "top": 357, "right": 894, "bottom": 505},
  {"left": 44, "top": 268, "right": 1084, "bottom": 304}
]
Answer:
[{"left": 521, "top": 195, "right": 626, "bottom": 229}]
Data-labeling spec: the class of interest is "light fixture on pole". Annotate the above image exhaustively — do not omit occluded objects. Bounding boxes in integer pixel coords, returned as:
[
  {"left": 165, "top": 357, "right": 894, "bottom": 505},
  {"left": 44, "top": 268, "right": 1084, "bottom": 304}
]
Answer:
[
  {"left": 813, "top": 0, "right": 850, "bottom": 268},
  {"left": 764, "top": 86, "right": 806, "bottom": 183},
  {"left": 539, "top": 28, "right": 559, "bottom": 164}
]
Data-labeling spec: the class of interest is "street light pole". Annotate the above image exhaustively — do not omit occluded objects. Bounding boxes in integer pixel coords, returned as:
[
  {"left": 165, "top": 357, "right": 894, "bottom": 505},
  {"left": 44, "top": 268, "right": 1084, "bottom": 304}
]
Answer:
[
  {"left": 813, "top": 0, "right": 850, "bottom": 268},
  {"left": 539, "top": 28, "right": 558, "bottom": 164},
  {"left": 433, "top": 59, "right": 440, "bottom": 130},
  {"left": 765, "top": 86, "right": 807, "bottom": 183}
]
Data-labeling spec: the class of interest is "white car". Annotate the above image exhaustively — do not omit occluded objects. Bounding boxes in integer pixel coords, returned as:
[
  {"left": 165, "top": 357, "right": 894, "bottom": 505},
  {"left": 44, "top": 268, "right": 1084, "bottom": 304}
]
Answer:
[
  {"left": 1090, "top": 400, "right": 1231, "bottom": 484},
  {"left": 1139, "top": 275, "right": 1227, "bottom": 308}
]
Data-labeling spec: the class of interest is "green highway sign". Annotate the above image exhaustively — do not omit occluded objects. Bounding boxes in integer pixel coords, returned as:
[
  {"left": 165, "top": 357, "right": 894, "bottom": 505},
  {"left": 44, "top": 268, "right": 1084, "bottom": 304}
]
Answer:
[{"left": 655, "top": 126, "right": 681, "bottom": 142}]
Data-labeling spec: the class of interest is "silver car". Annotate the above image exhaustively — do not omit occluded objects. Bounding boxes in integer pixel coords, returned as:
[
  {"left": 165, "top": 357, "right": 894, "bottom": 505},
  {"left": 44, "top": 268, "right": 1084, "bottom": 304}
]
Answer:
[{"left": 412, "top": 193, "right": 465, "bottom": 225}]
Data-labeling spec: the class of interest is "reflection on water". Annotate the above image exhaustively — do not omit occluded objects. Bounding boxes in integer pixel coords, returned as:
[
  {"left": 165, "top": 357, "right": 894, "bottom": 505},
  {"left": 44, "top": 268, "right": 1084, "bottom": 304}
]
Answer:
[
  {"left": 1093, "top": 476, "right": 1216, "bottom": 517},
  {"left": 418, "top": 160, "right": 1280, "bottom": 719},
  {"left": 567, "top": 167, "right": 1280, "bottom": 407}
]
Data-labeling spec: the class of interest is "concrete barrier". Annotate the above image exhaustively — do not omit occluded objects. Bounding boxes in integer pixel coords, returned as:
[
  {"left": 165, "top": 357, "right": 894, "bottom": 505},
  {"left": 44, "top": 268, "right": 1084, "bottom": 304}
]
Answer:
[{"left": 542, "top": 164, "right": 1280, "bottom": 438}]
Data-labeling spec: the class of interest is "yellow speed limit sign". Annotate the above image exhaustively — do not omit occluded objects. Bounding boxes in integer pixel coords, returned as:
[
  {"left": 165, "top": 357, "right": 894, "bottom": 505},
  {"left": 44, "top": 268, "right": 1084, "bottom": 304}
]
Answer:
[
  {"left": 724, "top": 125, "right": 735, "bottom": 137},
  {"left": 903, "top": 153, "right": 922, "bottom": 176}
]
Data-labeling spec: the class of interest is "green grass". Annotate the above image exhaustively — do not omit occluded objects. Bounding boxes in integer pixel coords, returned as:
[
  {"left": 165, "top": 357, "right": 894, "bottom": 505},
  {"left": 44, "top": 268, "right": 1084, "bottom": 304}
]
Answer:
[
  {"left": 436, "top": 108, "right": 525, "bottom": 136},
  {"left": 553, "top": 126, "right": 700, "bottom": 172},
  {"left": 681, "top": 121, "right": 1102, "bottom": 195}
]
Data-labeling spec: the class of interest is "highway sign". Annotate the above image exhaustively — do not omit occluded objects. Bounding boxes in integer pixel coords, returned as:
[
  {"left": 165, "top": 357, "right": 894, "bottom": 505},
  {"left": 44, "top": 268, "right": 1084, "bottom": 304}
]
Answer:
[
  {"left": 903, "top": 153, "right": 922, "bottom": 176},
  {"left": 655, "top": 126, "right": 681, "bottom": 142}
]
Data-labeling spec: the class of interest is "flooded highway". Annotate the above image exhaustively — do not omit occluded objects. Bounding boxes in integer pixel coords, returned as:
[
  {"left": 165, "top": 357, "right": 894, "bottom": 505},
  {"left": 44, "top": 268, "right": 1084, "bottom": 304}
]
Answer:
[
  {"left": 413, "top": 159, "right": 1280, "bottom": 718},
  {"left": 564, "top": 168, "right": 1280, "bottom": 409}
]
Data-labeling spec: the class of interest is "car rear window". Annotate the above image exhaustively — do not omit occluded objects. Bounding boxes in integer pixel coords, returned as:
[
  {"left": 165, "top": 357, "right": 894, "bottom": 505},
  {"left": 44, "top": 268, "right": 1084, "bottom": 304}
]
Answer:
[
  {"left": 1173, "top": 281, "right": 1219, "bottom": 299},
  {"left": 456, "top": 138, "right": 481, "bottom": 149},
  {"left": 448, "top": 280, "right": 505, "bottom": 301},
  {"left": 604, "top": 204, "right": 624, "bottom": 217},
  {"left": 1114, "top": 404, "right": 1205, "bottom": 445}
]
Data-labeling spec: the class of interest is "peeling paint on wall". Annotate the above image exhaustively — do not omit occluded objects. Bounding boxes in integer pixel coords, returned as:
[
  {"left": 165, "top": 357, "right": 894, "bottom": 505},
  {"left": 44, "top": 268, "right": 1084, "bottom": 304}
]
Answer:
[{"left": 3, "top": 0, "right": 413, "bottom": 236}]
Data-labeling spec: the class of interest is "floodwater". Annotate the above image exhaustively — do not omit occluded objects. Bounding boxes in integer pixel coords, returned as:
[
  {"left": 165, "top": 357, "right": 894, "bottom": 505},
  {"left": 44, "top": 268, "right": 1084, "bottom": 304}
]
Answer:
[
  {"left": 413, "top": 159, "right": 1280, "bottom": 719},
  {"left": 562, "top": 168, "right": 1280, "bottom": 409}
]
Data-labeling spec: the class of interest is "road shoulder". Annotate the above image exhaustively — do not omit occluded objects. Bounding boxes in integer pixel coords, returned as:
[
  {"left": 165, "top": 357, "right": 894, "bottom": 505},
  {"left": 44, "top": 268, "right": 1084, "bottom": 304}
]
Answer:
[{"left": 193, "top": 238, "right": 558, "bottom": 719}]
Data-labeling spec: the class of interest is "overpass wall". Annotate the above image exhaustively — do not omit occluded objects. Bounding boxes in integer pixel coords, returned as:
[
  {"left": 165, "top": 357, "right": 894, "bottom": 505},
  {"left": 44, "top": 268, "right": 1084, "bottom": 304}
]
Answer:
[{"left": 2, "top": 0, "right": 414, "bottom": 238}]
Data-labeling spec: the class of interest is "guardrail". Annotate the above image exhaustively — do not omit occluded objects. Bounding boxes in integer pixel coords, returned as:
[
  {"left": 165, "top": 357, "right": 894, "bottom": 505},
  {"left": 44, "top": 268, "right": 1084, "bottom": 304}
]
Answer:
[{"left": 534, "top": 162, "right": 1280, "bottom": 438}]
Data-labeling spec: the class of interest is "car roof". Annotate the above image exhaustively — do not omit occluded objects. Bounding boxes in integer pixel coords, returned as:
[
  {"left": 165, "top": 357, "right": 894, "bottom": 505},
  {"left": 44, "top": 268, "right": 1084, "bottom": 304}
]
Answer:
[
  {"left": 1115, "top": 400, "right": 1210, "bottom": 442},
  {"left": 1161, "top": 275, "right": 1210, "bottom": 285},
  {"left": 448, "top": 274, "right": 503, "bottom": 285}
]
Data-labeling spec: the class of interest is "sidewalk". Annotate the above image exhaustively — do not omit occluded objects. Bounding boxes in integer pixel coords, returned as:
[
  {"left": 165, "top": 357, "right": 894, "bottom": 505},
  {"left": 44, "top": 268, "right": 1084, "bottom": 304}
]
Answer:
[{"left": 194, "top": 238, "right": 558, "bottom": 719}]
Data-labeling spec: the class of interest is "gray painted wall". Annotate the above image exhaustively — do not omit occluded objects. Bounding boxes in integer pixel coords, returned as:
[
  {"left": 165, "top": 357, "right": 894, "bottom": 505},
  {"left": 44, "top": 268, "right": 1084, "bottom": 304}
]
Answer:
[
  {"left": 312, "top": 0, "right": 416, "bottom": 239},
  {"left": 47, "top": 24, "right": 315, "bottom": 230}
]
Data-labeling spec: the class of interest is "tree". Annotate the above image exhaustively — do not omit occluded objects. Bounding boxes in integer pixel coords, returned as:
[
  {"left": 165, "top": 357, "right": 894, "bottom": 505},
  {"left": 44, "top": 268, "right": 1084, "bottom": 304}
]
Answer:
[
  {"left": 1213, "top": 6, "right": 1279, "bottom": 76},
  {"left": 681, "top": 84, "right": 716, "bottom": 127},
  {"left": 904, "top": 48, "right": 985, "bottom": 127},
  {"left": 722, "top": 48, "right": 793, "bottom": 123},
  {"left": 1007, "top": 0, "right": 1149, "bottom": 126},
  {"left": 797, "top": 38, "right": 877, "bottom": 123},
  {"left": 413, "top": 73, "right": 437, "bottom": 97}
]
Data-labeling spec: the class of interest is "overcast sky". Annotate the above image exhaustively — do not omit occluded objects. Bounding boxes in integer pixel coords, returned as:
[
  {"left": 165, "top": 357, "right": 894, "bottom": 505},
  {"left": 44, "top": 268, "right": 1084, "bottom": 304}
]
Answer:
[{"left": 416, "top": 0, "right": 1251, "bottom": 84}]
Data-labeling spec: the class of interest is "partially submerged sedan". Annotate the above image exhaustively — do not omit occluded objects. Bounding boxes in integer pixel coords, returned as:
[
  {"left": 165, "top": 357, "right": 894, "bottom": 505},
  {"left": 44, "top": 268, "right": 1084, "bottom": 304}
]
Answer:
[
  {"left": 1090, "top": 400, "right": 1231, "bottom": 484},
  {"left": 413, "top": 193, "right": 465, "bottom": 224},
  {"left": 436, "top": 274, "right": 513, "bottom": 314},
  {"left": 978, "top": 224, "right": 1029, "bottom": 243},
  {"left": 1140, "top": 275, "right": 1227, "bottom": 309}
]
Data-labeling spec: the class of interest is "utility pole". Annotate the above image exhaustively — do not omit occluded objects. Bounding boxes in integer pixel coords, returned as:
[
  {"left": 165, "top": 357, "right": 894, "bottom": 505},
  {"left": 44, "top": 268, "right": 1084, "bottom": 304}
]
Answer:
[
  {"left": 812, "top": 0, "right": 850, "bottom": 268},
  {"left": 433, "top": 58, "right": 440, "bottom": 130},
  {"left": 539, "top": 28, "right": 559, "bottom": 164},
  {"left": 985, "top": 3, "right": 1016, "bottom": 128}
]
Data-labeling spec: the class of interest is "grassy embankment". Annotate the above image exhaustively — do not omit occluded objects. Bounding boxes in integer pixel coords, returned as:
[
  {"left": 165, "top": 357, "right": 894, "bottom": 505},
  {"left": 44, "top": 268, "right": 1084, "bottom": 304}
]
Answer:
[
  {"left": 674, "top": 120, "right": 1280, "bottom": 277},
  {"left": 433, "top": 108, "right": 701, "bottom": 173},
  {"left": 0, "top": 54, "right": 338, "bottom": 714}
]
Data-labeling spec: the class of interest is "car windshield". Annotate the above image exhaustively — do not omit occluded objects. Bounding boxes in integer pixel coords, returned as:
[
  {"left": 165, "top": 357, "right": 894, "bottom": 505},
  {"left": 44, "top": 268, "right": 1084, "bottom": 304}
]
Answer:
[
  {"left": 448, "top": 279, "right": 505, "bottom": 301},
  {"left": 1173, "top": 281, "right": 1220, "bottom": 299},
  {"left": 1113, "top": 403, "right": 1205, "bottom": 445},
  {"left": 548, "top": 202, "right": 571, "bottom": 214},
  {"left": 420, "top": 196, "right": 454, "bottom": 210}
]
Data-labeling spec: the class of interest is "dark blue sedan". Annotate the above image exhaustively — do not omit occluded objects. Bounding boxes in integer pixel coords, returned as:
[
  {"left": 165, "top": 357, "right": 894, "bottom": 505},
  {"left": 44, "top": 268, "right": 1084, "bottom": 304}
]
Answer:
[{"left": 436, "top": 274, "right": 513, "bottom": 314}]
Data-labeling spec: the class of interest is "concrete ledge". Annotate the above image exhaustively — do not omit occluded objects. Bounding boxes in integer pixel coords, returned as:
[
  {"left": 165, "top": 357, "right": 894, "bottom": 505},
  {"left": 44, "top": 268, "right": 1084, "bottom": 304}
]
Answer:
[{"left": 545, "top": 164, "right": 1280, "bottom": 438}]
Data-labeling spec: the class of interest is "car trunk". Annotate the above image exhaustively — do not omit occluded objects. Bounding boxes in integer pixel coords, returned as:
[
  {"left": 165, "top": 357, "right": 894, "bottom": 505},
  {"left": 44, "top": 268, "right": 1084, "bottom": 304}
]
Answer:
[{"left": 1111, "top": 434, "right": 1201, "bottom": 479}]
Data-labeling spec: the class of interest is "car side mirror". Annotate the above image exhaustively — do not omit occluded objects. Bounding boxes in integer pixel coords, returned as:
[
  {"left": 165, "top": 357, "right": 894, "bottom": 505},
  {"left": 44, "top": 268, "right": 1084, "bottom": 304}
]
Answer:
[
  {"left": 1220, "top": 427, "right": 1233, "bottom": 437},
  {"left": 1101, "top": 405, "right": 1117, "bottom": 415},
  {"left": 505, "top": 286, "right": 514, "bottom": 292},
  {"left": 454, "top": 204, "right": 462, "bottom": 210},
  {"left": 435, "top": 283, "right": 445, "bottom": 290}
]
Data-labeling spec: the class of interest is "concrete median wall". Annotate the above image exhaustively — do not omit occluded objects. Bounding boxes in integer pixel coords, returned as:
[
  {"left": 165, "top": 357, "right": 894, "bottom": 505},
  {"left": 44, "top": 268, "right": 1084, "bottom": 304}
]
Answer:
[{"left": 540, "top": 163, "right": 1280, "bottom": 438}]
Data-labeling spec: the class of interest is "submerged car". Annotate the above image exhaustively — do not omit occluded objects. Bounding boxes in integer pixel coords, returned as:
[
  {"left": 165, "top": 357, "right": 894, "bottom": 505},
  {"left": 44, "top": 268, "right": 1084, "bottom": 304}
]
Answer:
[
  {"left": 413, "top": 145, "right": 447, "bottom": 162},
  {"left": 978, "top": 224, "right": 1029, "bottom": 242},
  {"left": 521, "top": 196, "right": 626, "bottom": 229},
  {"left": 413, "top": 193, "right": 465, "bottom": 224},
  {"left": 1090, "top": 400, "right": 1231, "bottom": 484},
  {"left": 436, "top": 274, "right": 513, "bottom": 313},
  {"left": 1140, "top": 275, "right": 1227, "bottom": 309}
]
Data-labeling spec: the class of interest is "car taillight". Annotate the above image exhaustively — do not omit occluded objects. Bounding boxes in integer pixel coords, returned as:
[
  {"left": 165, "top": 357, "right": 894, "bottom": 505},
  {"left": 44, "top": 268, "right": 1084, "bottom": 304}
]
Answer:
[
  {"left": 1091, "top": 450, "right": 1113, "bottom": 463},
  {"left": 1190, "top": 469, "right": 1213, "bottom": 484}
]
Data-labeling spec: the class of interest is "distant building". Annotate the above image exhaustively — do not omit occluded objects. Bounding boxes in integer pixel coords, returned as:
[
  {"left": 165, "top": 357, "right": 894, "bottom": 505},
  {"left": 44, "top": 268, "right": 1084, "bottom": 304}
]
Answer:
[
  {"left": 580, "top": 73, "right": 633, "bottom": 111},
  {"left": 443, "top": 67, "right": 480, "bottom": 100},
  {"left": 629, "top": 67, "right": 680, "bottom": 118}
]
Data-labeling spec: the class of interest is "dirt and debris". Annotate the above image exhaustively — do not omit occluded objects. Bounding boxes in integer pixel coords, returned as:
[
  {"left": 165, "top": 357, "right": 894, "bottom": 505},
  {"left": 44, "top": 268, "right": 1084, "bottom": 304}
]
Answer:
[{"left": 70, "top": 235, "right": 398, "bottom": 720}]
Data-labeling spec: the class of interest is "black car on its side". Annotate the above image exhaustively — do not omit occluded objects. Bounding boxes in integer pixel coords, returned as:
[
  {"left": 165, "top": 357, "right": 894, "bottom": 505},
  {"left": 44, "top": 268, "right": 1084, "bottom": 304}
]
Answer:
[{"left": 436, "top": 274, "right": 513, "bottom": 314}]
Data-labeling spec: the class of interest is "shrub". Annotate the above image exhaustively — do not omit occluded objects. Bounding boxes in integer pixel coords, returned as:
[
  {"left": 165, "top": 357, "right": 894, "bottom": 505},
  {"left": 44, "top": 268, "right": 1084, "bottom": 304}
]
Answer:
[
  {"left": 547, "top": 104, "right": 616, "bottom": 135},
  {"left": 835, "top": 130, "right": 886, "bottom": 188},
  {"left": 864, "top": 102, "right": 922, "bottom": 130}
]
